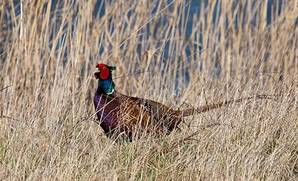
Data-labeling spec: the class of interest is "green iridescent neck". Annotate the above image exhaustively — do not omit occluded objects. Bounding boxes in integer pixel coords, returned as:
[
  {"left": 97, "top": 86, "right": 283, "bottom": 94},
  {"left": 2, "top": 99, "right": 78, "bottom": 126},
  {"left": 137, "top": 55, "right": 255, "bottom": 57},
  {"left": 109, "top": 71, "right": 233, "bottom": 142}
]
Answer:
[{"left": 98, "top": 78, "right": 115, "bottom": 95}]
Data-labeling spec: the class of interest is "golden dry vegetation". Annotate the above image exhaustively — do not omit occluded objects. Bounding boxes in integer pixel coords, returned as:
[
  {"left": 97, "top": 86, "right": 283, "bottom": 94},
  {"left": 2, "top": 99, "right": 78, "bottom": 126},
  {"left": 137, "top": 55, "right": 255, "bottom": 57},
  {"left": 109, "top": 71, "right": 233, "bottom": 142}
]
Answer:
[{"left": 0, "top": 0, "right": 297, "bottom": 180}]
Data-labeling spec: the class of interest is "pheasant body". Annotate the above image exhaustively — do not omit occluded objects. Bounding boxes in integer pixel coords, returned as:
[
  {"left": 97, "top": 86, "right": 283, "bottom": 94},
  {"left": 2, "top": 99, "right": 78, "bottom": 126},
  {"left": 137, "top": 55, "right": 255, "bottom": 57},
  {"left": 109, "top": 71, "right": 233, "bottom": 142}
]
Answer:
[
  {"left": 94, "top": 90, "right": 182, "bottom": 140},
  {"left": 93, "top": 63, "right": 272, "bottom": 141}
]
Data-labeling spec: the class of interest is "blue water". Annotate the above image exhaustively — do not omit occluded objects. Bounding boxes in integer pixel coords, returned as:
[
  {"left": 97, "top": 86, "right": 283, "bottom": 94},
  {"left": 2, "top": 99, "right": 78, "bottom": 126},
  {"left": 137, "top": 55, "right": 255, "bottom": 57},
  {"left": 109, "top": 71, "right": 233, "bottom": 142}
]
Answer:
[
  {"left": 91, "top": 0, "right": 283, "bottom": 35},
  {"left": 87, "top": 0, "right": 286, "bottom": 92},
  {"left": 7, "top": 0, "right": 285, "bottom": 46},
  {"left": 2, "top": 0, "right": 290, "bottom": 90}
]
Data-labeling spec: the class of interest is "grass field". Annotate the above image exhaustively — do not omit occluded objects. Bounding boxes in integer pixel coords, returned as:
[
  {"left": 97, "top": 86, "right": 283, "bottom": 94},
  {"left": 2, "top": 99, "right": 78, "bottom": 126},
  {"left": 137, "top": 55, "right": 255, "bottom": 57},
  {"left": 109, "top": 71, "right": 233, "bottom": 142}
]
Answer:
[{"left": 0, "top": 0, "right": 297, "bottom": 180}]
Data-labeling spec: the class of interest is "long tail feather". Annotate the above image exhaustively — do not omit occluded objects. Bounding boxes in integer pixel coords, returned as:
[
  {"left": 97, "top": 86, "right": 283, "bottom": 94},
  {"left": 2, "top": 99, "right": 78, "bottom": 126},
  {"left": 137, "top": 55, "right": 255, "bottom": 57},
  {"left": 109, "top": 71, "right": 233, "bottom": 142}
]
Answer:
[{"left": 177, "top": 94, "right": 275, "bottom": 117}]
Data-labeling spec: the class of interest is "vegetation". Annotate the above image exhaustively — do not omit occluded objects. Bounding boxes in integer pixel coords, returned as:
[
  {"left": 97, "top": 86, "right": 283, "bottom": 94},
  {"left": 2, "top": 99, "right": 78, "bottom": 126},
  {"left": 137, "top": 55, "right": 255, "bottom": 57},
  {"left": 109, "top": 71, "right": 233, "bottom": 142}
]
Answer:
[{"left": 0, "top": 0, "right": 297, "bottom": 180}]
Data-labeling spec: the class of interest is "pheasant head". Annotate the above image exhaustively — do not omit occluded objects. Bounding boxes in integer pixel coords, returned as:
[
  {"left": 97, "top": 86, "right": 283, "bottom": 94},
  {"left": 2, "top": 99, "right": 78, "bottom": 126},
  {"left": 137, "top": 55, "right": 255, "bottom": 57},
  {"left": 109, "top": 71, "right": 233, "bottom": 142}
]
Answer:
[{"left": 94, "top": 63, "right": 116, "bottom": 95}]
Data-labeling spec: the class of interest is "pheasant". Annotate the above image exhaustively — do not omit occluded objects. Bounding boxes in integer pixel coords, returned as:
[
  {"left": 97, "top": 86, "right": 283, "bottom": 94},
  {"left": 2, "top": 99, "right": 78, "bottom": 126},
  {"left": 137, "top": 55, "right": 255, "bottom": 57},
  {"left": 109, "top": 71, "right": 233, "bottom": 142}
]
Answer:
[{"left": 93, "top": 63, "right": 271, "bottom": 141}]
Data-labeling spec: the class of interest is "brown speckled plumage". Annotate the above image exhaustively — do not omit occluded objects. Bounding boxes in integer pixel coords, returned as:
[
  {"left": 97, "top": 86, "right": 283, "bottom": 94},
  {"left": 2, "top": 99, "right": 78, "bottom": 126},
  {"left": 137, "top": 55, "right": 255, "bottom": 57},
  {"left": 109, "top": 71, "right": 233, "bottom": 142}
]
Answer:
[{"left": 93, "top": 63, "right": 272, "bottom": 141}]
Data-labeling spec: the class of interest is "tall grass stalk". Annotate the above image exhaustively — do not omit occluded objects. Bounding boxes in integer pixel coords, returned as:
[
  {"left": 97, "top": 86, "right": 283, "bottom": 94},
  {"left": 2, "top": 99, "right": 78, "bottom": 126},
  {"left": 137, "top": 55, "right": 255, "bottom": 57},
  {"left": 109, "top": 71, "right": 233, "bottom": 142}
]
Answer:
[{"left": 0, "top": 0, "right": 297, "bottom": 180}]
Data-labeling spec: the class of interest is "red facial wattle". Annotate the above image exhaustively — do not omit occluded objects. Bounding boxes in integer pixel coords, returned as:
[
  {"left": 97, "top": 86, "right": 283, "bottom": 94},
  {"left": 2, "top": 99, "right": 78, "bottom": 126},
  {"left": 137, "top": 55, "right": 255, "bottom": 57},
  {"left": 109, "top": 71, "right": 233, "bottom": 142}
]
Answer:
[
  {"left": 95, "top": 63, "right": 111, "bottom": 80},
  {"left": 99, "top": 68, "right": 110, "bottom": 79},
  {"left": 96, "top": 63, "right": 106, "bottom": 70}
]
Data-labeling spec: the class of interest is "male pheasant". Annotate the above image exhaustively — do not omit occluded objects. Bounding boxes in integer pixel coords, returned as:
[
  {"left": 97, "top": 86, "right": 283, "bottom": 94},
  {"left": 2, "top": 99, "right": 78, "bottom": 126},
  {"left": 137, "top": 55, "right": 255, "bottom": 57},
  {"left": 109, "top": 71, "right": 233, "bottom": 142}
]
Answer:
[{"left": 93, "top": 63, "right": 270, "bottom": 141}]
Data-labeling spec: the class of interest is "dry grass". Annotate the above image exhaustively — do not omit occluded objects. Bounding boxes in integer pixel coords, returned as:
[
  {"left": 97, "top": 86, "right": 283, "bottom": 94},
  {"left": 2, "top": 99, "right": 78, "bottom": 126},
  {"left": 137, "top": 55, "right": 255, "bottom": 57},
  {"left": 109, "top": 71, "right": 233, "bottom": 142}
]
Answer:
[{"left": 0, "top": 0, "right": 297, "bottom": 180}]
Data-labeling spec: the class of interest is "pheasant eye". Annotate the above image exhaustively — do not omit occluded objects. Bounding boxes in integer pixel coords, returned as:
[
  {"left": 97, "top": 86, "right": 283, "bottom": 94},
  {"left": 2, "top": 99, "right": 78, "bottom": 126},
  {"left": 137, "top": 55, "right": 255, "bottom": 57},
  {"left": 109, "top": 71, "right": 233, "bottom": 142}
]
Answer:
[{"left": 100, "top": 68, "right": 110, "bottom": 79}]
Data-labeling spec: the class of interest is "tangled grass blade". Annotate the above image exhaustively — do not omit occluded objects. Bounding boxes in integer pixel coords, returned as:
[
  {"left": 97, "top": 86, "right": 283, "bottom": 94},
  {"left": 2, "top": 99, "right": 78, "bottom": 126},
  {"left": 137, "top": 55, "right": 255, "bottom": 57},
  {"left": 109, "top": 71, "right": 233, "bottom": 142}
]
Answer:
[{"left": 0, "top": 0, "right": 297, "bottom": 180}]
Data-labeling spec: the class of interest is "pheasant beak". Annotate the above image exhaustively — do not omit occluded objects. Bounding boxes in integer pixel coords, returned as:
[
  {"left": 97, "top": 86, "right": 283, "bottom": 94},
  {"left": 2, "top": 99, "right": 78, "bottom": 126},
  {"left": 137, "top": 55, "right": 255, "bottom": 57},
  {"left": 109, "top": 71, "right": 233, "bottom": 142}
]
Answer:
[{"left": 94, "top": 69, "right": 100, "bottom": 79}]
